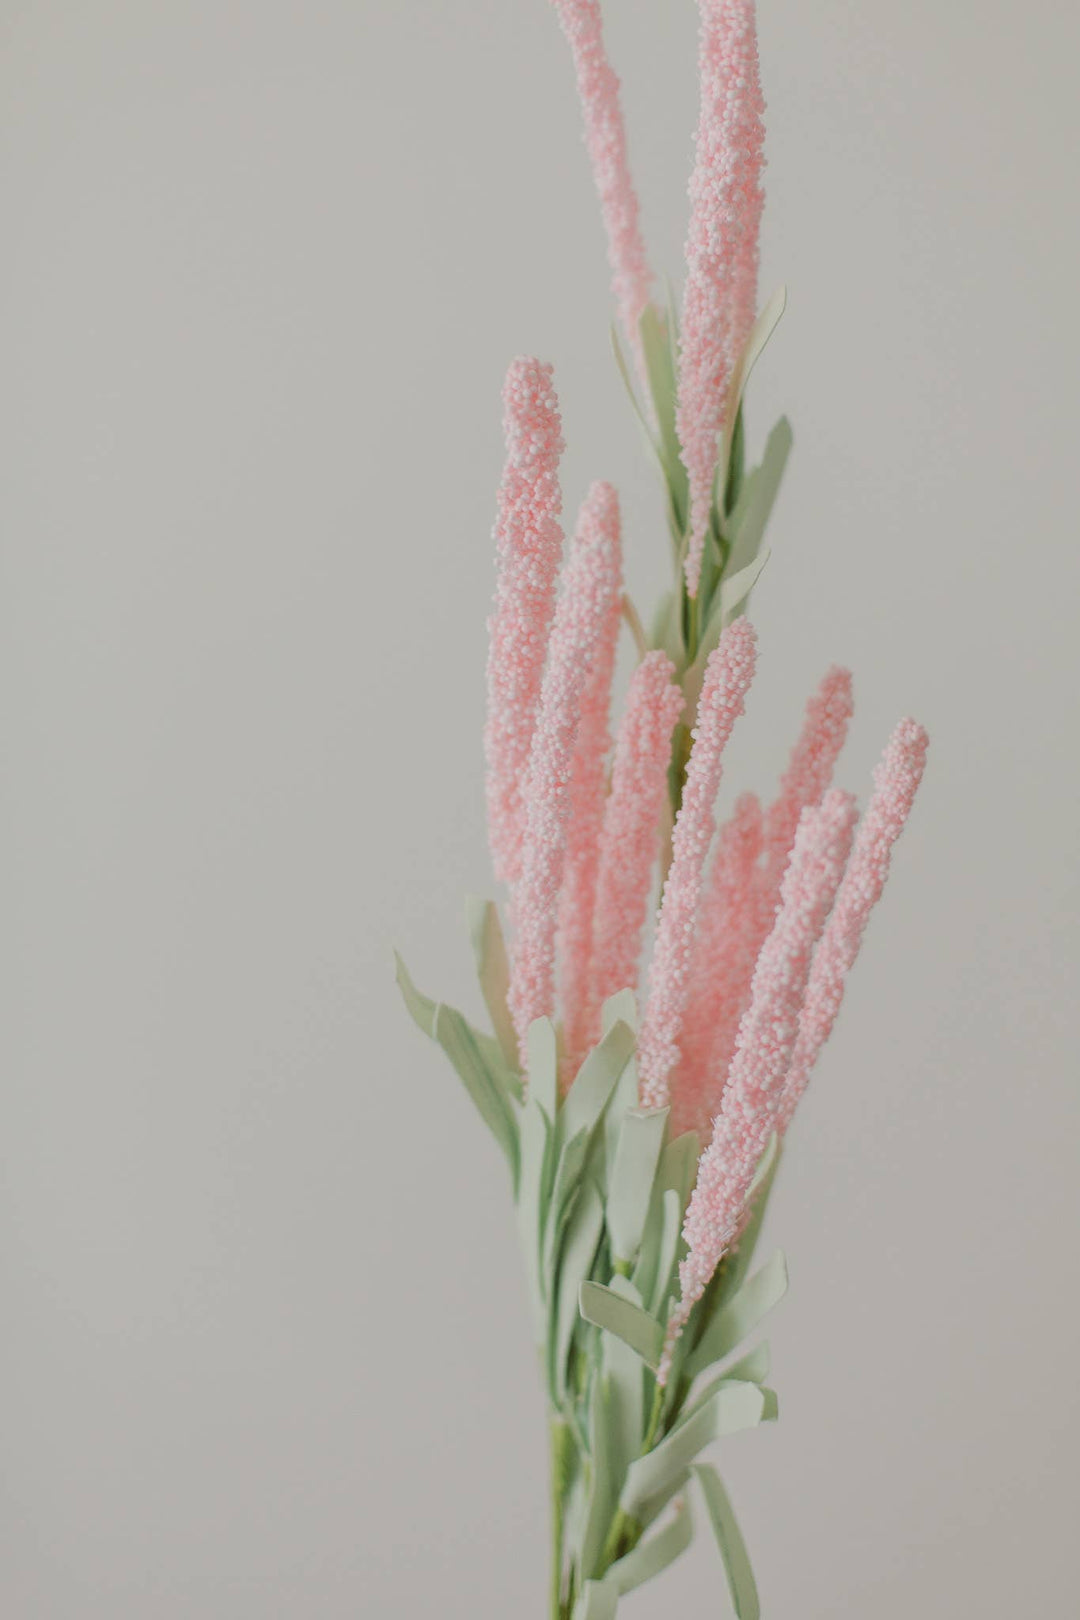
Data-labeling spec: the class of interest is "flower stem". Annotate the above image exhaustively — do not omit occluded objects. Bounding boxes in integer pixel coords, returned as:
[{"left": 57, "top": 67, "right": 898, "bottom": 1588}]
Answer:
[{"left": 550, "top": 1419, "right": 570, "bottom": 1620}]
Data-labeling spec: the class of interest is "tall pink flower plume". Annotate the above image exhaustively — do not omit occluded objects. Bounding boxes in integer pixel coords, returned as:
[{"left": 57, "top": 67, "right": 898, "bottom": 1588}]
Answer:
[
  {"left": 508, "top": 482, "right": 622, "bottom": 1064},
  {"left": 669, "top": 791, "right": 763, "bottom": 1143},
  {"left": 557, "top": 491, "right": 623, "bottom": 1082},
  {"left": 700, "top": 665, "right": 854, "bottom": 1099},
  {"left": 762, "top": 666, "right": 854, "bottom": 897},
  {"left": 549, "top": 0, "right": 654, "bottom": 367},
  {"left": 676, "top": 0, "right": 766, "bottom": 597},
  {"left": 660, "top": 790, "right": 857, "bottom": 1378},
  {"left": 776, "top": 718, "right": 929, "bottom": 1135},
  {"left": 589, "top": 650, "right": 685, "bottom": 1035},
  {"left": 638, "top": 618, "right": 757, "bottom": 1109},
  {"left": 484, "top": 359, "right": 566, "bottom": 889}
]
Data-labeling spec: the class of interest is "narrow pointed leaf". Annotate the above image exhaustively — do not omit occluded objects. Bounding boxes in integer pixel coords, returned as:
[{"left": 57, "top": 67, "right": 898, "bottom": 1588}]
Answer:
[
  {"left": 581, "top": 1374, "right": 619, "bottom": 1579},
  {"left": 432, "top": 1004, "right": 519, "bottom": 1178},
  {"left": 734, "top": 285, "right": 787, "bottom": 406},
  {"left": 575, "top": 1580, "right": 618, "bottom": 1620},
  {"left": 601, "top": 988, "right": 638, "bottom": 1034},
  {"left": 552, "top": 1180, "right": 604, "bottom": 1401},
  {"left": 718, "top": 1135, "right": 781, "bottom": 1305},
  {"left": 604, "top": 1494, "right": 694, "bottom": 1596},
  {"left": 516, "top": 1097, "right": 553, "bottom": 1328},
  {"left": 544, "top": 1125, "right": 591, "bottom": 1287},
  {"left": 726, "top": 417, "right": 793, "bottom": 577},
  {"left": 687, "top": 1250, "right": 788, "bottom": 1380},
  {"left": 464, "top": 896, "right": 519, "bottom": 1073},
  {"left": 693, "top": 1463, "right": 760, "bottom": 1620},
  {"left": 621, "top": 1382, "right": 771, "bottom": 1519},
  {"left": 647, "top": 1186, "right": 683, "bottom": 1318},
  {"left": 527, "top": 1016, "right": 559, "bottom": 1119},
  {"left": 607, "top": 1108, "right": 669, "bottom": 1265},
  {"left": 716, "top": 1340, "right": 771, "bottom": 1388},
  {"left": 601, "top": 1276, "right": 647, "bottom": 1500},
  {"left": 580, "top": 1281, "right": 664, "bottom": 1369},
  {"left": 561, "top": 1019, "right": 635, "bottom": 1145}
]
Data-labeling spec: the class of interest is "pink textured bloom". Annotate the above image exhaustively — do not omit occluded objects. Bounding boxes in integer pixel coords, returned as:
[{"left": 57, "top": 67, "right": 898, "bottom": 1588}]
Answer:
[
  {"left": 638, "top": 619, "right": 758, "bottom": 1109},
  {"left": 676, "top": 0, "right": 766, "bottom": 596},
  {"left": 558, "top": 491, "right": 623, "bottom": 1081},
  {"left": 661, "top": 790, "right": 857, "bottom": 1377},
  {"left": 669, "top": 791, "right": 763, "bottom": 1143},
  {"left": 484, "top": 359, "right": 566, "bottom": 889},
  {"left": 508, "top": 482, "right": 622, "bottom": 1063},
  {"left": 762, "top": 666, "right": 854, "bottom": 898},
  {"left": 776, "top": 718, "right": 929, "bottom": 1134},
  {"left": 588, "top": 651, "right": 685, "bottom": 1035},
  {"left": 699, "top": 665, "right": 854, "bottom": 1100},
  {"left": 550, "top": 0, "right": 654, "bottom": 365}
]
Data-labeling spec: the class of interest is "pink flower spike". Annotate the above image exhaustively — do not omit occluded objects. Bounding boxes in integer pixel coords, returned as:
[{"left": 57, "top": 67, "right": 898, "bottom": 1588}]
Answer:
[
  {"left": 676, "top": 0, "right": 766, "bottom": 596},
  {"left": 588, "top": 650, "right": 685, "bottom": 1036},
  {"left": 508, "top": 482, "right": 623, "bottom": 1065},
  {"left": 669, "top": 791, "right": 763, "bottom": 1143},
  {"left": 638, "top": 618, "right": 758, "bottom": 1109},
  {"left": 484, "top": 359, "right": 566, "bottom": 890},
  {"left": 763, "top": 666, "right": 854, "bottom": 897},
  {"left": 776, "top": 718, "right": 929, "bottom": 1135},
  {"left": 549, "top": 0, "right": 654, "bottom": 369},
  {"left": 701, "top": 665, "right": 854, "bottom": 1098},
  {"left": 558, "top": 493, "right": 623, "bottom": 1082},
  {"left": 659, "top": 789, "right": 857, "bottom": 1379}
]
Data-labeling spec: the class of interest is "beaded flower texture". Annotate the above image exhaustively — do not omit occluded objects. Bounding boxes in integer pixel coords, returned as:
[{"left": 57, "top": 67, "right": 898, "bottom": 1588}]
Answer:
[{"left": 397, "top": 3, "right": 928, "bottom": 1617}]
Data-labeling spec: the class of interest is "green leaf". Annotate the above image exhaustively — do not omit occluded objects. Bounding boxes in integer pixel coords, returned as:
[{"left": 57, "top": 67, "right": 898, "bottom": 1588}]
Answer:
[
  {"left": 544, "top": 1125, "right": 591, "bottom": 1289},
  {"left": 633, "top": 1127, "right": 698, "bottom": 1312},
  {"left": 601, "top": 1276, "right": 647, "bottom": 1497},
  {"left": 734, "top": 285, "right": 787, "bottom": 408},
  {"left": 581, "top": 1373, "right": 619, "bottom": 1579},
  {"left": 692, "top": 1463, "right": 760, "bottom": 1620},
  {"left": 610, "top": 324, "right": 665, "bottom": 479},
  {"left": 651, "top": 587, "right": 687, "bottom": 670},
  {"left": 575, "top": 1580, "right": 619, "bottom": 1620},
  {"left": 657, "top": 1130, "right": 701, "bottom": 1218},
  {"left": 673, "top": 1363, "right": 778, "bottom": 1436},
  {"left": 396, "top": 952, "right": 522, "bottom": 1162},
  {"left": 527, "top": 1017, "right": 559, "bottom": 1120},
  {"left": 596, "top": 991, "right": 642, "bottom": 1179},
  {"left": 606, "top": 1108, "right": 669, "bottom": 1266},
  {"left": 621, "top": 1382, "right": 773, "bottom": 1520},
  {"left": 432, "top": 1003, "right": 519, "bottom": 1179},
  {"left": 394, "top": 950, "right": 437, "bottom": 1037},
  {"left": 516, "top": 1097, "right": 553, "bottom": 1330},
  {"left": 687, "top": 1250, "right": 788, "bottom": 1381},
  {"left": 639, "top": 304, "right": 685, "bottom": 510},
  {"left": 579, "top": 1281, "right": 664, "bottom": 1370},
  {"left": 633, "top": 1466, "right": 692, "bottom": 1536},
  {"left": 551, "top": 1179, "right": 605, "bottom": 1402},
  {"left": 464, "top": 896, "right": 519, "bottom": 1074},
  {"left": 604, "top": 1493, "right": 694, "bottom": 1597},
  {"left": 717, "top": 1340, "right": 771, "bottom": 1388},
  {"left": 717, "top": 1135, "right": 781, "bottom": 1307},
  {"left": 681, "top": 548, "right": 772, "bottom": 720},
  {"left": 643, "top": 1186, "right": 682, "bottom": 1319},
  {"left": 601, "top": 989, "right": 638, "bottom": 1035},
  {"left": 725, "top": 415, "right": 792, "bottom": 578},
  {"left": 561, "top": 1019, "right": 635, "bottom": 1147},
  {"left": 714, "top": 285, "right": 787, "bottom": 509}
]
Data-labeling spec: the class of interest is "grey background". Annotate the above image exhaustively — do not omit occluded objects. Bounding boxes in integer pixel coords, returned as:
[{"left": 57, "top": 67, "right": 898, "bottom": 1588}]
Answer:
[{"left": 3, "top": 2, "right": 1077, "bottom": 1615}]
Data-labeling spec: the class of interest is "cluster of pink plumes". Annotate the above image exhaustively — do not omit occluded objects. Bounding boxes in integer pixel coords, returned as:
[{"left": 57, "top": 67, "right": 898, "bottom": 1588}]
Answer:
[{"left": 481, "top": 0, "right": 928, "bottom": 1376}]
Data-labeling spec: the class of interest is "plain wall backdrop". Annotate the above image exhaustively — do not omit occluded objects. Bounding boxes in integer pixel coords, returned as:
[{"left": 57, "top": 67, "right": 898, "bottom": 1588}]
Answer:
[{"left": 2, "top": 2, "right": 1077, "bottom": 1615}]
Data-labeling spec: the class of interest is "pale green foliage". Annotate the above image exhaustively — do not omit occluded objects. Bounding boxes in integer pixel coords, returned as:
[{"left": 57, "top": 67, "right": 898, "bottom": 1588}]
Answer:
[{"left": 396, "top": 898, "right": 789, "bottom": 1618}]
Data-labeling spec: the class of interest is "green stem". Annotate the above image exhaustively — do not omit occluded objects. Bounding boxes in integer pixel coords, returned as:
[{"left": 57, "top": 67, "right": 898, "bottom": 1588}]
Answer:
[
  {"left": 595, "top": 1384, "right": 666, "bottom": 1577},
  {"left": 550, "top": 1419, "right": 569, "bottom": 1620}
]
